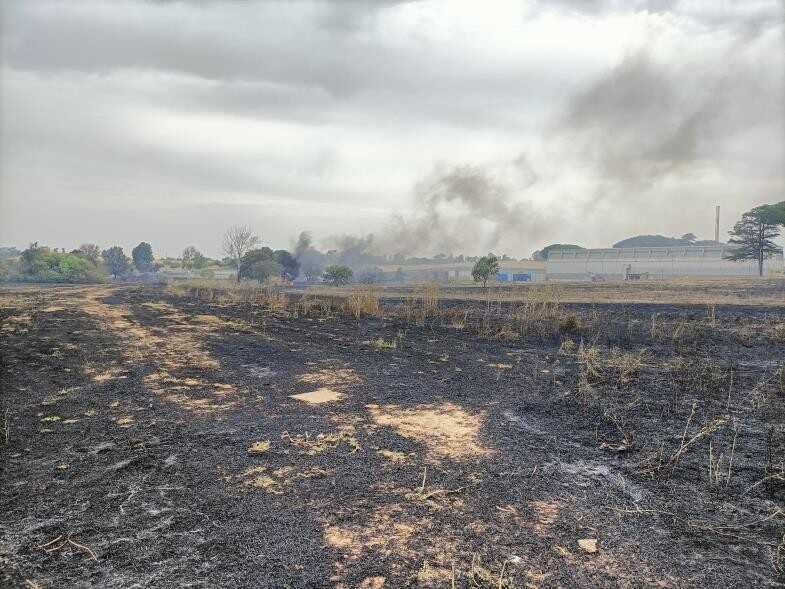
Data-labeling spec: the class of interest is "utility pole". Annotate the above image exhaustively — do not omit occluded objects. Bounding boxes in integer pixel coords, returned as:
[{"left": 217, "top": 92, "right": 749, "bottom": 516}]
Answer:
[{"left": 715, "top": 205, "right": 720, "bottom": 243}]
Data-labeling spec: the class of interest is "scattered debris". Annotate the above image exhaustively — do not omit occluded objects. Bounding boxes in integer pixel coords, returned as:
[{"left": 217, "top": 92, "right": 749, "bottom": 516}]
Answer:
[
  {"left": 578, "top": 539, "right": 599, "bottom": 554},
  {"left": 247, "top": 440, "right": 271, "bottom": 455}
]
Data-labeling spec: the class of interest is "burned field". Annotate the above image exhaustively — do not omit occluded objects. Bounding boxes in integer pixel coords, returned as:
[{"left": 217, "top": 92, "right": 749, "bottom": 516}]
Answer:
[{"left": 2, "top": 284, "right": 785, "bottom": 587}]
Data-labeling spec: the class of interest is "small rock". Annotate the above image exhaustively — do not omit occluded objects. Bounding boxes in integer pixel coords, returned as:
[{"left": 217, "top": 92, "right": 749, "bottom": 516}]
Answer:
[{"left": 578, "top": 538, "right": 599, "bottom": 554}]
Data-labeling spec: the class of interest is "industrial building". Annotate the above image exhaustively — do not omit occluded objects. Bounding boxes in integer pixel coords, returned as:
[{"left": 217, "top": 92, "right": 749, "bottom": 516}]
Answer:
[
  {"left": 383, "top": 259, "right": 546, "bottom": 283},
  {"left": 545, "top": 245, "right": 784, "bottom": 281}
]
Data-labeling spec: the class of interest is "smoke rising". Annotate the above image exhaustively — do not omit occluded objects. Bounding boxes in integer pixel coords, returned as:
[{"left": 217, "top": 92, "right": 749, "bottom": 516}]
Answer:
[
  {"left": 317, "top": 5, "right": 783, "bottom": 261},
  {"left": 379, "top": 161, "right": 545, "bottom": 256}
]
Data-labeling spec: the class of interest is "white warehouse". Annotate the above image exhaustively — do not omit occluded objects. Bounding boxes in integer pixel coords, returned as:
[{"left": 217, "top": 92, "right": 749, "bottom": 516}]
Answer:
[{"left": 545, "top": 246, "right": 784, "bottom": 280}]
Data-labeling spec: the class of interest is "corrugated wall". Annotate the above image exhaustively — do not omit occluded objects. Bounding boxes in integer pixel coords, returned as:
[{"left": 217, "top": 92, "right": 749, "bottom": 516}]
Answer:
[{"left": 545, "top": 247, "right": 784, "bottom": 280}]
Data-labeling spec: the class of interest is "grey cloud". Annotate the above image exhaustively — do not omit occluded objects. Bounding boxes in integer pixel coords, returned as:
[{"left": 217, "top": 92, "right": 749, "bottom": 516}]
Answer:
[
  {"left": 1, "top": 1, "right": 565, "bottom": 131},
  {"left": 1, "top": 0, "right": 783, "bottom": 257}
]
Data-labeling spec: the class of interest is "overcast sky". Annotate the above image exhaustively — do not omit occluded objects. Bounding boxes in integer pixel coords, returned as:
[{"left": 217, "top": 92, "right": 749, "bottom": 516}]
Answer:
[{"left": 1, "top": 0, "right": 783, "bottom": 258}]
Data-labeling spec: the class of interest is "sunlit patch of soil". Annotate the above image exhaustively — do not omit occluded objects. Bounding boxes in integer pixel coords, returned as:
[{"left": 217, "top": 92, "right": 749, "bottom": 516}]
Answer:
[
  {"left": 79, "top": 289, "right": 237, "bottom": 414},
  {"left": 190, "top": 314, "right": 250, "bottom": 331},
  {"left": 553, "top": 542, "right": 672, "bottom": 587},
  {"left": 530, "top": 500, "right": 560, "bottom": 536},
  {"left": 377, "top": 449, "right": 408, "bottom": 464},
  {"left": 366, "top": 402, "right": 493, "bottom": 461},
  {"left": 298, "top": 368, "right": 362, "bottom": 389},
  {"left": 192, "top": 314, "right": 228, "bottom": 325},
  {"left": 229, "top": 465, "right": 334, "bottom": 493},
  {"left": 114, "top": 415, "right": 136, "bottom": 427},
  {"left": 325, "top": 504, "right": 463, "bottom": 585},
  {"left": 1, "top": 314, "right": 32, "bottom": 329},
  {"left": 290, "top": 387, "right": 344, "bottom": 404},
  {"left": 141, "top": 302, "right": 176, "bottom": 312},
  {"left": 488, "top": 363, "right": 513, "bottom": 369},
  {"left": 159, "top": 389, "right": 236, "bottom": 415},
  {"left": 90, "top": 367, "right": 129, "bottom": 383},
  {"left": 325, "top": 505, "right": 417, "bottom": 573}
]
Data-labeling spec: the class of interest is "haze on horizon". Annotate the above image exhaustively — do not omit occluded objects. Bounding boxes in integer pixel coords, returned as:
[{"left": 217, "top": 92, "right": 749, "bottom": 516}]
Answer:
[{"left": 1, "top": 0, "right": 783, "bottom": 259}]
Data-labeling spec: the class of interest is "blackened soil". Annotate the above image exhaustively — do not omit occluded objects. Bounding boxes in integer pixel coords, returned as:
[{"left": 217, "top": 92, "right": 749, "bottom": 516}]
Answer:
[{"left": 1, "top": 285, "right": 784, "bottom": 588}]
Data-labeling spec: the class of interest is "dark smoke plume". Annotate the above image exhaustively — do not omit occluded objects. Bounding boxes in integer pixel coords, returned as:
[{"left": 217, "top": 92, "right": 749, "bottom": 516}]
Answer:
[{"left": 377, "top": 160, "right": 547, "bottom": 256}]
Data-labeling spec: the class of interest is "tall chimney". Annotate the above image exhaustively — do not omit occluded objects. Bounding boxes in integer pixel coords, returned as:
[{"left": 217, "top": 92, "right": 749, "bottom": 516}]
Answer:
[{"left": 715, "top": 205, "right": 720, "bottom": 243}]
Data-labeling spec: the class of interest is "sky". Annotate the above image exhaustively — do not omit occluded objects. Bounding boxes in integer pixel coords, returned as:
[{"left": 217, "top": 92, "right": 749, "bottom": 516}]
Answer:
[{"left": 1, "top": 0, "right": 783, "bottom": 258}]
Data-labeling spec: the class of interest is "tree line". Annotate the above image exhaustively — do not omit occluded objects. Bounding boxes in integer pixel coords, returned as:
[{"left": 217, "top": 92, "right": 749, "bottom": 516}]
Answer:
[
  {"left": 2, "top": 204, "right": 783, "bottom": 283},
  {"left": 0, "top": 227, "right": 358, "bottom": 286}
]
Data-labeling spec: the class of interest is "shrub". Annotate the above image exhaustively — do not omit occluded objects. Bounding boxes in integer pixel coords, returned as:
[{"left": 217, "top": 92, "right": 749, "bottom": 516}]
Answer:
[
  {"left": 323, "top": 265, "right": 353, "bottom": 286},
  {"left": 559, "top": 313, "right": 581, "bottom": 334},
  {"left": 15, "top": 244, "right": 106, "bottom": 283}
]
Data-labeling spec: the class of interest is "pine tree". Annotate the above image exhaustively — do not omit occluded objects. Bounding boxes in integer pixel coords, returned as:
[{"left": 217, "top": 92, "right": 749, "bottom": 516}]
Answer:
[{"left": 725, "top": 207, "right": 782, "bottom": 276}]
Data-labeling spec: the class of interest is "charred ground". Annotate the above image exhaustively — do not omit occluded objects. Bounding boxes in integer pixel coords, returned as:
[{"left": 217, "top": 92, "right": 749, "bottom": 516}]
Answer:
[{"left": 2, "top": 283, "right": 785, "bottom": 588}]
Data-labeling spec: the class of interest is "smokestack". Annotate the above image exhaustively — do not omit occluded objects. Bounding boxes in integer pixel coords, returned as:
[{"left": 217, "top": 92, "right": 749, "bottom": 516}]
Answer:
[{"left": 715, "top": 205, "right": 720, "bottom": 243}]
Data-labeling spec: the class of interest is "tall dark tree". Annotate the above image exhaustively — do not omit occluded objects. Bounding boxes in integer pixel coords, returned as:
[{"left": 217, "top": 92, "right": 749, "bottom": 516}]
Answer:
[
  {"left": 102, "top": 246, "right": 131, "bottom": 279},
  {"left": 132, "top": 242, "right": 155, "bottom": 272},
  {"left": 239, "top": 248, "right": 280, "bottom": 283},
  {"left": 725, "top": 206, "right": 782, "bottom": 276}
]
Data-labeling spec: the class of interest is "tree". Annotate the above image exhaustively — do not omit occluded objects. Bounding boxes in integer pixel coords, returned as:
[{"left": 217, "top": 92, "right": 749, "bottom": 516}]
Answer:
[
  {"left": 471, "top": 253, "right": 500, "bottom": 289},
  {"left": 223, "top": 225, "right": 259, "bottom": 283},
  {"left": 239, "top": 248, "right": 281, "bottom": 284},
  {"left": 725, "top": 206, "right": 782, "bottom": 276},
  {"left": 16, "top": 243, "right": 105, "bottom": 283},
  {"left": 19, "top": 242, "right": 46, "bottom": 275},
  {"left": 78, "top": 243, "right": 101, "bottom": 263},
  {"left": 102, "top": 246, "right": 131, "bottom": 279},
  {"left": 323, "top": 264, "right": 353, "bottom": 286},
  {"left": 132, "top": 242, "right": 155, "bottom": 272},
  {"left": 182, "top": 246, "right": 207, "bottom": 271},
  {"left": 274, "top": 249, "right": 299, "bottom": 280},
  {"left": 0, "top": 246, "right": 21, "bottom": 260},
  {"left": 756, "top": 201, "right": 785, "bottom": 226}
]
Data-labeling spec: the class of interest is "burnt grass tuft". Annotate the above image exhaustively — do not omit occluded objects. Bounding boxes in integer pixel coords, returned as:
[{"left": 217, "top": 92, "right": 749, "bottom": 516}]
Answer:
[{"left": 2, "top": 283, "right": 785, "bottom": 587}]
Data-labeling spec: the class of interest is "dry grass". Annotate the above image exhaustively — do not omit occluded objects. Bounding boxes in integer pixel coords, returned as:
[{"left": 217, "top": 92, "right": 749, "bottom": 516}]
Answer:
[
  {"left": 369, "top": 337, "right": 397, "bottom": 350},
  {"left": 167, "top": 279, "right": 289, "bottom": 310},
  {"left": 346, "top": 285, "right": 381, "bottom": 319},
  {"left": 305, "top": 276, "right": 785, "bottom": 306},
  {"left": 607, "top": 348, "right": 646, "bottom": 385},
  {"left": 284, "top": 427, "right": 361, "bottom": 455}
]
